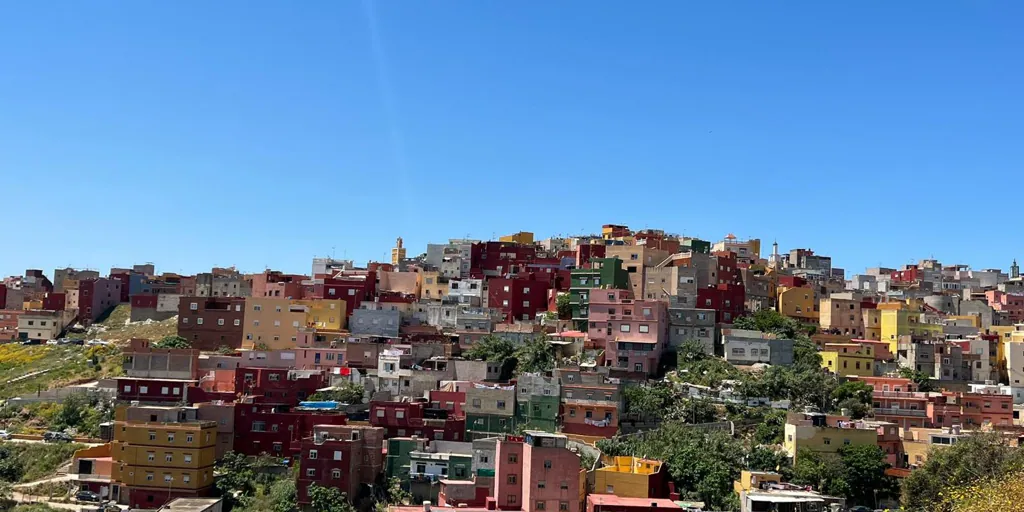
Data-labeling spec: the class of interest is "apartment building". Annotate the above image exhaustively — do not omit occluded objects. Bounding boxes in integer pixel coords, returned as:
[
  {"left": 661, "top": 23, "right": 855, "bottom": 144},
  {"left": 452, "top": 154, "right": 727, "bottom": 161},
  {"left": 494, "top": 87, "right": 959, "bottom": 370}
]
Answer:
[
  {"left": 242, "top": 298, "right": 346, "bottom": 349},
  {"left": 296, "top": 425, "right": 385, "bottom": 506},
  {"left": 587, "top": 289, "right": 667, "bottom": 375},
  {"left": 111, "top": 416, "right": 218, "bottom": 508},
  {"left": 592, "top": 457, "right": 667, "bottom": 499},
  {"left": 493, "top": 432, "right": 584, "bottom": 512},
  {"left": 723, "top": 329, "right": 795, "bottom": 366},
  {"left": 17, "top": 309, "right": 75, "bottom": 341},
  {"left": 465, "top": 383, "right": 518, "bottom": 440},
  {"left": 667, "top": 307, "right": 716, "bottom": 354},
  {"left": 819, "top": 293, "right": 864, "bottom": 337},
  {"left": 67, "top": 277, "right": 122, "bottom": 325},
  {"left": 177, "top": 297, "right": 245, "bottom": 351}
]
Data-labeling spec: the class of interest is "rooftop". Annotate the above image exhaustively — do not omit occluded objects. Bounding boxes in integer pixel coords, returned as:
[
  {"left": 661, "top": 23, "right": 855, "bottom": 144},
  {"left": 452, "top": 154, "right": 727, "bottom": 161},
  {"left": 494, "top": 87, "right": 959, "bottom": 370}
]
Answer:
[
  {"left": 587, "top": 495, "right": 682, "bottom": 508},
  {"left": 160, "top": 498, "right": 223, "bottom": 512}
]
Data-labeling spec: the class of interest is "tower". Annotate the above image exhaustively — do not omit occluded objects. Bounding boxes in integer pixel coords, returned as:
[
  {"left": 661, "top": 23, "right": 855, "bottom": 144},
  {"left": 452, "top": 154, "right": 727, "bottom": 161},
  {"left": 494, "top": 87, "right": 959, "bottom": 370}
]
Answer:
[
  {"left": 390, "top": 237, "right": 406, "bottom": 266},
  {"left": 1012, "top": 259, "right": 1019, "bottom": 279},
  {"left": 769, "top": 240, "right": 781, "bottom": 269}
]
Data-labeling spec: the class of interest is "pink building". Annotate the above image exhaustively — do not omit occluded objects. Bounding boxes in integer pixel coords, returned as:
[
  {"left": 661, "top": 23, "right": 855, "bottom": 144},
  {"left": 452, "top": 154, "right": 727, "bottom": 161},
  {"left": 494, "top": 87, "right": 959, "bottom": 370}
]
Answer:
[
  {"left": 855, "top": 376, "right": 1014, "bottom": 429},
  {"left": 985, "top": 290, "right": 1024, "bottom": 323},
  {"left": 493, "top": 432, "right": 582, "bottom": 512},
  {"left": 250, "top": 270, "right": 310, "bottom": 299},
  {"left": 851, "top": 339, "right": 894, "bottom": 361},
  {"left": 587, "top": 289, "right": 667, "bottom": 375}
]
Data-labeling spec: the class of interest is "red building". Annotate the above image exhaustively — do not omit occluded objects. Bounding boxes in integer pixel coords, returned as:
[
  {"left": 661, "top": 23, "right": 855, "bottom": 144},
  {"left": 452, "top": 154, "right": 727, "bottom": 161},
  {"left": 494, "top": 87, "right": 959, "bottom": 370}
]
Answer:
[
  {"left": 575, "top": 244, "right": 606, "bottom": 268},
  {"left": 0, "top": 310, "right": 22, "bottom": 340},
  {"left": 312, "top": 271, "right": 377, "bottom": 316},
  {"left": 115, "top": 377, "right": 197, "bottom": 403},
  {"left": 487, "top": 276, "right": 551, "bottom": 323},
  {"left": 251, "top": 270, "right": 309, "bottom": 299},
  {"left": 109, "top": 272, "right": 132, "bottom": 302},
  {"left": 891, "top": 266, "right": 920, "bottom": 283},
  {"left": 776, "top": 275, "right": 809, "bottom": 289},
  {"left": 235, "top": 368, "right": 326, "bottom": 405},
  {"left": 696, "top": 284, "right": 746, "bottom": 323},
  {"left": 74, "top": 278, "right": 122, "bottom": 325},
  {"left": 42, "top": 292, "right": 66, "bottom": 311},
  {"left": 296, "top": 425, "right": 385, "bottom": 507},
  {"left": 369, "top": 400, "right": 465, "bottom": 441},
  {"left": 634, "top": 230, "right": 680, "bottom": 254},
  {"left": 428, "top": 389, "right": 467, "bottom": 418},
  {"left": 712, "top": 251, "right": 743, "bottom": 286},
  {"left": 177, "top": 297, "right": 245, "bottom": 351},
  {"left": 233, "top": 403, "right": 348, "bottom": 456},
  {"left": 471, "top": 242, "right": 539, "bottom": 278}
]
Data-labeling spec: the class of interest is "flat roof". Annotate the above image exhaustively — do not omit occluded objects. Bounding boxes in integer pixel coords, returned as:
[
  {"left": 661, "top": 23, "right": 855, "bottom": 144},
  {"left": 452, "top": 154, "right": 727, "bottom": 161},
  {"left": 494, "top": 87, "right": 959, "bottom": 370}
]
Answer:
[
  {"left": 588, "top": 495, "right": 682, "bottom": 508},
  {"left": 745, "top": 491, "right": 825, "bottom": 503},
  {"left": 161, "top": 498, "right": 223, "bottom": 512}
]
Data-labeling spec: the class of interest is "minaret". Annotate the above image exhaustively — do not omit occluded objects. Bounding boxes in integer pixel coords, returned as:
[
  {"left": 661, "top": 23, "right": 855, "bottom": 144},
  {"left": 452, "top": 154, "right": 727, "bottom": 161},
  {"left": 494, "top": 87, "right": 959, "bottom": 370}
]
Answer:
[
  {"left": 1012, "top": 259, "right": 1019, "bottom": 279},
  {"left": 391, "top": 237, "right": 406, "bottom": 266},
  {"left": 769, "top": 240, "right": 780, "bottom": 269}
]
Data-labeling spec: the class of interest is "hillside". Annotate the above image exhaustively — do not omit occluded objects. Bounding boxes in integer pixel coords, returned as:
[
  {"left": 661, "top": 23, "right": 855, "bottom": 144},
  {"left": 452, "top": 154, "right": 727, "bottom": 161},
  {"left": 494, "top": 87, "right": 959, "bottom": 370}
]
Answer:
[{"left": 71, "top": 304, "right": 178, "bottom": 344}]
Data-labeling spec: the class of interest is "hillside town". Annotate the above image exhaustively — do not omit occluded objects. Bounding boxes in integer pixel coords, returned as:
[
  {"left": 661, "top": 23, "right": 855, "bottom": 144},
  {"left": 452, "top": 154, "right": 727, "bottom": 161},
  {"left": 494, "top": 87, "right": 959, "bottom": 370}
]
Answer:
[{"left": 1, "top": 225, "right": 1023, "bottom": 512}]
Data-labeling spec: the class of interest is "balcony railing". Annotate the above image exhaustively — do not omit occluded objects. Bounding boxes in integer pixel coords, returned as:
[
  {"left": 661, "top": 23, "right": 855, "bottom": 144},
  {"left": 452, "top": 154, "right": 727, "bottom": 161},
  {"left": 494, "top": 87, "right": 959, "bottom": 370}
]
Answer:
[
  {"left": 873, "top": 407, "right": 928, "bottom": 417},
  {"left": 874, "top": 391, "right": 928, "bottom": 399}
]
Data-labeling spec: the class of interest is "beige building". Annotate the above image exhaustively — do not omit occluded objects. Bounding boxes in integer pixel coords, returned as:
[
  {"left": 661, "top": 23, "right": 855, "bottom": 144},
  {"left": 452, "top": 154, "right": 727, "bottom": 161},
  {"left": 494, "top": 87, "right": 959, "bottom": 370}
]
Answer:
[
  {"left": 862, "top": 308, "right": 882, "bottom": 340},
  {"left": 820, "top": 293, "right": 864, "bottom": 337},
  {"left": 18, "top": 309, "right": 76, "bottom": 341},
  {"left": 242, "top": 298, "right": 346, "bottom": 349},
  {"left": 605, "top": 246, "right": 670, "bottom": 300}
]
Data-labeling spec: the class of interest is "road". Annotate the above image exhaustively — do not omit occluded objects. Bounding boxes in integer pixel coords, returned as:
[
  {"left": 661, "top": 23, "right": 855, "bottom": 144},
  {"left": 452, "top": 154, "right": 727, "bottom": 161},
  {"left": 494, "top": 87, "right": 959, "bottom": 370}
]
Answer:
[{"left": 10, "top": 492, "right": 89, "bottom": 511}]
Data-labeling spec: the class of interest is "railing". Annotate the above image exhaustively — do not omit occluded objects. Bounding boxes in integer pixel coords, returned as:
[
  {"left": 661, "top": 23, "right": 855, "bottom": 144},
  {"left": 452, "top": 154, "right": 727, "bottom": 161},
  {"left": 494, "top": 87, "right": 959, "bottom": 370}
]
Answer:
[
  {"left": 874, "top": 391, "right": 928, "bottom": 399},
  {"left": 874, "top": 408, "right": 928, "bottom": 417}
]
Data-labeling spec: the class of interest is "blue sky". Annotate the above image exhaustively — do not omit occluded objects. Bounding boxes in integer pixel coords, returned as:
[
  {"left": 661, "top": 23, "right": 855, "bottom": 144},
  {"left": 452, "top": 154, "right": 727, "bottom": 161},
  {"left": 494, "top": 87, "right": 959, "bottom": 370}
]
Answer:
[{"left": 2, "top": 1, "right": 1022, "bottom": 278}]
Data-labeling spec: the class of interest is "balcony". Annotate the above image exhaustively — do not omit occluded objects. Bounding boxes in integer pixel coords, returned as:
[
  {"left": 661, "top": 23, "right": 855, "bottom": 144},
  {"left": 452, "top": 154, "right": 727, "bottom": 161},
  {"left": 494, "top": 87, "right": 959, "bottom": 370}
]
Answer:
[
  {"left": 874, "top": 391, "right": 928, "bottom": 399},
  {"left": 873, "top": 407, "right": 928, "bottom": 417}
]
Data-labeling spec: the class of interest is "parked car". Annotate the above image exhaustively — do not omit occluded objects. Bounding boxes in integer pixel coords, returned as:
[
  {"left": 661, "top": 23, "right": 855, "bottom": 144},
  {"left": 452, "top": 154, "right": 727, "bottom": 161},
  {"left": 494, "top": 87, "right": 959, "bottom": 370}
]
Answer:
[
  {"left": 21, "top": 339, "right": 41, "bottom": 346},
  {"left": 70, "top": 338, "right": 85, "bottom": 345},
  {"left": 76, "top": 490, "right": 100, "bottom": 503},
  {"left": 43, "top": 431, "right": 73, "bottom": 442},
  {"left": 86, "top": 339, "right": 110, "bottom": 346},
  {"left": 45, "top": 339, "right": 59, "bottom": 345},
  {"left": 0, "top": 430, "right": 11, "bottom": 440}
]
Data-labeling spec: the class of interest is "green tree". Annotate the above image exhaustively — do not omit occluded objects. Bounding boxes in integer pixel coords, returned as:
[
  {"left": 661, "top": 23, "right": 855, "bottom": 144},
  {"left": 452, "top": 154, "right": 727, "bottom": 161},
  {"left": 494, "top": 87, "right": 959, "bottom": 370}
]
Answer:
[
  {"left": 745, "top": 445, "right": 791, "bottom": 476},
  {"left": 838, "top": 445, "right": 897, "bottom": 508},
  {"left": 671, "top": 398, "right": 719, "bottom": 424},
  {"left": 237, "top": 479, "right": 297, "bottom": 512},
  {"left": 901, "top": 432, "right": 1024, "bottom": 511},
  {"left": 0, "top": 446, "right": 25, "bottom": 482},
  {"left": 556, "top": 293, "right": 571, "bottom": 320},
  {"left": 836, "top": 398, "right": 869, "bottom": 419},
  {"left": 464, "top": 335, "right": 516, "bottom": 364},
  {"left": 831, "top": 380, "right": 873, "bottom": 405},
  {"left": 309, "top": 382, "right": 365, "bottom": 404},
  {"left": 898, "top": 366, "right": 936, "bottom": 392},
  {"left": 790, "top": 451, "right": 850, "bottom": 498},
  {"left": 731, "top": 309, "right": 800, "bottom": 339},
  {"left": 753, "top": 409, "right": 787, "bottom": 445},
  {"left": 153, "top": 335, "right": 191, "bottom": 349},
  {"left": 215, "top": 451, "right": 257, "bottom": 506},
  {"left": 623, "top": 383, "right": 674, "bottom": 420},
  {"left": 307, "top": 484, "right": 355, "bottom": 512},
  {"left": 53, "top": 392, "right": 88, "bottom": 431},
  {"left": 579, "top": 451, "right": 597, "bottom": 471},
  {"left": 515, "top": 336, "right": 555, "bottom": 374}
]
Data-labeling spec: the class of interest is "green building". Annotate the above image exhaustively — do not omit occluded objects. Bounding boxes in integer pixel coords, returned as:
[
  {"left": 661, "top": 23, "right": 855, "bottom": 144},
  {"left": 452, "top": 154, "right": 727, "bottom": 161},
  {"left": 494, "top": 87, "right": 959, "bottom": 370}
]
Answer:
[
  {"left": 570, "top": 257, "right": 630, "bottom": 330},
  {"left": 386, "top": 437, "right": 475, "bottom": 504},
  {"left": 515, "top": 373, "right": 561, "bottom": 432},
  {"left": 680, "top": 238, "right": 711, "bottom": 254},
  {"left": 465, "top": 384, "right": 518, "bottom": 440}
]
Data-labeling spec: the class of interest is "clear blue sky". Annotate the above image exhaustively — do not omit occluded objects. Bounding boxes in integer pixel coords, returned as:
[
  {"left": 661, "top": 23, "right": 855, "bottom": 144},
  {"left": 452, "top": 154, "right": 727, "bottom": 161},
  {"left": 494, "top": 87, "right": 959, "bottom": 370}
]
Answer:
[{"left": 2, "top": 1, "right": 1022, "bottom": 278}]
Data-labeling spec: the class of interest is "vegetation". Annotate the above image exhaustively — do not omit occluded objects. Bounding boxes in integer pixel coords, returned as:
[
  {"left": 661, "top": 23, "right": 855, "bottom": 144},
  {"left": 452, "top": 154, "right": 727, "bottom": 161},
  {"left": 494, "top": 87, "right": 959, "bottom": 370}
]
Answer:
[
  {"left": 898, "top": 366, "right": 936, "bottom": 392},
  {"left": 0, "top": 344, "right": 123, "bottom": 400},
  {"left": 70, "top": 304, "right": 178, "bottom": 343},
  {"left": 941, "top": 468, "right": 1024, "bottom": 512},
  {"left": 215, "top": 452, "right": 295, "bottom": 511},
  {"left": 152, "top": 335, "right": 191, "bottom": 349},
  {"left": 753, "top": 409, "right": 787, "bottom": 445},
  {"left": 901, "top": 432, "right": 1024, "bottom": 511},
  {"left": 309, "top": 382, "right": 366, "bottom": 404},
  {"left": 789, "top": 446, "right": 897, "bottom": 508},
  {"left": 9, "top": 505, "right": 64, "bottom": 512},
  {"left": 732, "top": 309, "right": 802, "bottom": 339},
  {"left": 556, "top": 293, "right": 571, "bottom": 319},
  {"left": 831, "top": 380, "right": 873, "bottom": 419},
  {"left": 463, "top": 335, "right": 556, "bottom": 377},
  {"left": 0, "top": 442, "right": 86, "bottom": 483},
  {"left": 307, "top": 484, "right": 355, "bottom": 512}
]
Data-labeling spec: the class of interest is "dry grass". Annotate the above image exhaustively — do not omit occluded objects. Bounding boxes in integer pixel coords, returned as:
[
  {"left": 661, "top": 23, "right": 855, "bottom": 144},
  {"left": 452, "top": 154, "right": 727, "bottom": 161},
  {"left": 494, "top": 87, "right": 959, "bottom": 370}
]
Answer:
[{"left": 72, "top": 304, "right": 178, "bottom": 345}]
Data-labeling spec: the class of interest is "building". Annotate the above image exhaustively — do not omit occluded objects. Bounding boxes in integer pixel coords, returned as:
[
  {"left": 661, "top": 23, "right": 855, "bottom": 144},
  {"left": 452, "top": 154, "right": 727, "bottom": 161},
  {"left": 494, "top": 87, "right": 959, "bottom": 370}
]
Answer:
[
  {"left": 54, "top": 268, "right": 99, "bottom": 293},
  {"left": 783, "top": 412, "right": 888, "bottom": 462},
  {"left": 194, "top": 270, "right": 250, "bottom": 298},
  {"left": 723, "top": 329, "right": 795, "bottom": 366},
  {"left": 500, "top": 232, "right": 535, "bottom": 245},
  {"left": 233, "top": 402, "right": 348, "bottom": 456},
  {"left": 123, "top": 339, "right": 200, "bottom": 380},
  {"left": 177, "top": 297, "right": 245, "bottom": 351},
  {"left": 242, "top": 298, "right": 346, "bottom": 349},
  {"left": 591, "top": 457, "right": 667, "bottom": 498},
  {"left": 370, "top": 400, "right": 465, "bottom": 441},
  {"left": 819, "top": 293, "right": 864, "bottom": 337},
  {"left": 130, "top": 294, "right": 183, "bottom": 322},
  {"left": 250, "top": 270, "right": 309, "bottom": 299},
  {"left": 587, "top": 289, "right": 667, "bottom": 375},
  {"left": 711, "top": 235, "right": 761, "bottom": 267},
  {"left": 985, "top": 290, "right": 1024, "bottom": 324},
  {"left": 585, "top": 496, "right": 683, "bottom": 512},
  {"left": 667, "top": 307, "right": 715, "bottom": 354},
  {"left": 159, "top": 498, "right": 223, "bottom": 512},
  {"left": 493, "top": 432, "right": 583, "bottom": 512},
  {"left": 110, "top": 413, "right": 218, "bottom": 509},
  {"left": 17, "top": 309, "right": 75, "bottom": 341},
  {"left": 488, "top": 277, "right": 551, "bottom": 323},
  {"left": 516, "top": 373, "right": 560, "bottom": 432},
  {"left": 350, "top": 307, "right": 401, "bottom": 337},
  {"left": 392, "top": 237, "right": 408, "bottom": 266},
  {"left": 696, "top": 284, "right": 745, "bottom": 324},
  {"left": 569, "top": 258, "right": 630, "bottom": 330},
  {"left": 558, "top": 368, "right": 620, "bottom": 438},
  {"left": 296, "top": 424, "right": 385, "bottom": 506},
  {"left": 820, "top": 343, "right": 874, "bottom": 377},
  {"left": 776, "top": 286, "right": 817, "bottom": 322},
  {"left": 465, "top": 382, "right": 518, "bottom": 440},
  {"left": 66, "top": 278, "right": 122, "bottom": 325},
  {"left": 71, "top": 444, "right": 115, "bottom": 500}
]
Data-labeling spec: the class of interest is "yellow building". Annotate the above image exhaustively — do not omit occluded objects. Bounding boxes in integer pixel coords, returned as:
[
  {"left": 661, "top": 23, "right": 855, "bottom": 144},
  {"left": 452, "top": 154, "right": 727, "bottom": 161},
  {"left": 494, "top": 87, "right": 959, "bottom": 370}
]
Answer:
[
  {"left": 499, "top": 231, "right": 535, "bottom": 245},
  {"left": 23, "top": 299, "right": 43, "bottom": 310},
  {"left": 243, "top": 297, "right": 346, "bottom": 349},
  {"left": 880, "top": 308, "right": 943, "bottom": 352},
  {"left": 419, "top": 271, "right": 447, "bottom": 301},
  {"left": 733, "top": 471, "right": 782, "bottom": 495},
  {"left": 783, "top": 416, "right": 879, "bottom": 461},
  {"left": 820, "top": 343, "right": 874, "bottom": 377},
  {"left": 391, "top": 237, "right": 406, "bottom": 266},
  {"left": 592, "top": 456, "right": 664, "bottom": 498},
  {"left": 862, "top": 309, "right": 882, "bottom": 340},
  {"left": 111, "top": 418, "right": 218, "bottom": 507},
  {"left": 777, "top": 287, "right": 818, "bottom": 321}
]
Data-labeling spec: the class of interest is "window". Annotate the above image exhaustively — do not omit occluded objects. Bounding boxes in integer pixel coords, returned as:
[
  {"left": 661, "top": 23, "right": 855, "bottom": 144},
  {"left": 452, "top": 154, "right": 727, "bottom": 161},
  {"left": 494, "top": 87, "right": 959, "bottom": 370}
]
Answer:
[
  {"left": 197, "top": 317, "right": 204, "bottom": 325},
  {"left": 538, "top": 481, "right": 546, "bottom": 489},
  {"left": 619, "top": 324, "right": 630, "bottom": 333},
  {"left": 307, "top": 468, "right": 316, "bottom": 477},
  {"left": 309, "top": 450, "right": 318, "bottom": 459},
  {"left": 507, "top": 496, "right": 516, "bottom": 505},
  {"left": 146, "top": 472, "right": 154, "bottom": 481},
  {"left": 334, "top": 451, "right": 343, "bottom": 460},
  {"left": 508, "top": 453, "right": 518, "bottom": 463},
  {"left": 233, "top": 319, "right": 240, "bottom": 326},
  {"left": 189, "top": 302, "right": 198, "bottom": 311},
  {"left": 147, "top": 452, "right": 155, "bottom": 461},
  {"left": 559, "top": 502, "right": 569, "bottom": 511},
  {"left": 332, "top": 469, "right": 341, "bottom": 479},
  {"left": 183, "top": 474, "right": 191, "bottom": 483},
  {"left": 217, "top": 318, "right": 225, "bottom": 326},
  {"left": 561, "top": 481, "right": 569, "bottom": 490},
  {"left": 124, "top": 385, "right": 132, "bottom": 393},
  {"left": 165, "top": 453, "right": 173, "bottom": 462},
  {"left": 823, "top": 437, "right": 831, "bottom": 445},
  {"left": 162, "top": 387, "right": 169, "bottom": 395},
  {"left": 149, "top": 431, "right": 156, "bottom": 441},
  {"left": 522, "top": 301, "right": 530, "bottom": 308},
  {"left": 186, "top": 434, "right": 193, "bottom": 443},
  {"left": 544, "top": 460, "right": 552, "bottom": 469},
  {"left": 639, "top": 324, "right": 649, "bottom": 333},
  {"left": 376, "top": 409, "right": 385, "bottom": 418},
  {"left": 497, "top": 400, "right": 506, "bottom": 409},
  {"left": 140, "top": 386, "right": 149, "bottom": 394},
  {"left": 472, "top": 399, "right": 482, "bottom": 408},
  {"left": 184, "top": 454, "right": 192, "bottom": 463},
  {"left": 536, "top": 502, "right": 546, "bottom": 510},
  {"left": 252, "top": 422, "right": 266, "bottom": 432},
  {"left": 164, "top": 474, "right": 173, "bottom": 483},
  {"left": 507, "top": 474, "right": 517, "bottom": 483},
  {"left": 731, "top": 348, "right": 745, "bottom": 356},
  {"left": 396, "top": 410, "right": 405, "bottom": 419}
]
